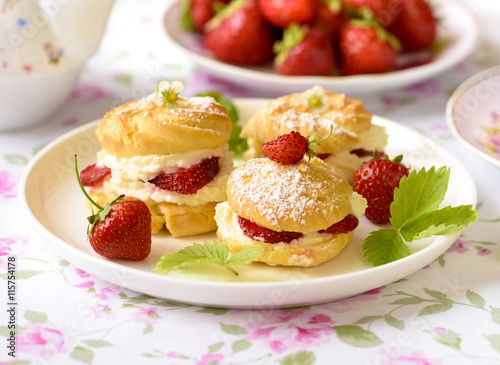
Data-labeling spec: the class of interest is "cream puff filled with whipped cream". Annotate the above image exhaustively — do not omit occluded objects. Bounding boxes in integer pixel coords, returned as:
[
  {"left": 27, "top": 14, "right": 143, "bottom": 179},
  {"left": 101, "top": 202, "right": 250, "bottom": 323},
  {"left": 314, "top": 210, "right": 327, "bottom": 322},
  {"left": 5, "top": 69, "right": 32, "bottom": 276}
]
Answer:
[
  {"left": 241, "top": 86, "right": 387, "bottom": 184},
  {"left": 215, "top": 155, "right": 367, "bottom": 267},
  {"left": 79, "top": 81, "right": 233, "bottom": 237}
]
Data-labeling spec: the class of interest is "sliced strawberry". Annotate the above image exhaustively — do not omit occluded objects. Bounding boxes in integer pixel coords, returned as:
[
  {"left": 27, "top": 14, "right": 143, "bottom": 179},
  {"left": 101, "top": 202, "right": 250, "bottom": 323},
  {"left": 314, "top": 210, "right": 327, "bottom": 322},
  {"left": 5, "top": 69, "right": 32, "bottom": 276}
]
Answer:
[
  {"left": 319, "top": 214, "right": 359, "bottom": 234},
  {"left": 238, "top": 216, "right": 303, "bottom": 244},
  {"left": 80, "top": 164, "right": 111, "bottom": 187},
  {"left": 350, "top": 148, "right": 385, "bottom": 158},
  {"left": 149, "top": 157, "right": 219, "bottom": 195}
]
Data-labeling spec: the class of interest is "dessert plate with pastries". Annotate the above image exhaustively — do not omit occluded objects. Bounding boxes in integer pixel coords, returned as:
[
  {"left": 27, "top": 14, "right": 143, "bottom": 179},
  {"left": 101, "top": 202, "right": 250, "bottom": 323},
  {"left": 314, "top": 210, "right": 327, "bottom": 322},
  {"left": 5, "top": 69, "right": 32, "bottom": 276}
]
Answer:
[{"left": 20, "top": 83, "right": 477, "bottom": 309}]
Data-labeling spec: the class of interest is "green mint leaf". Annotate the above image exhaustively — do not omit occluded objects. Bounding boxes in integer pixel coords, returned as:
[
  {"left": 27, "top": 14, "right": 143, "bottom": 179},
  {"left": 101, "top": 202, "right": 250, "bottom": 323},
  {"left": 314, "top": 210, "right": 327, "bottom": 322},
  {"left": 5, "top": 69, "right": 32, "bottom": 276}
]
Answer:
[
  {"left": 155, "top": 241, "right": 263, "bottom": 275},
  {"left": 363, "top": 229, "right": 410, "bottom": 267},
  {"left": 226, "top": 245, "right": 265, "bottom": 267},
  {"left": 179, "top": 240, "right": 228, "bottom": 262},
  {"left": 399, "top": 205, "right": 478, "bottom": 242},
  {"left": 390, "top": 166, "right": 450, "bottom": 230}
]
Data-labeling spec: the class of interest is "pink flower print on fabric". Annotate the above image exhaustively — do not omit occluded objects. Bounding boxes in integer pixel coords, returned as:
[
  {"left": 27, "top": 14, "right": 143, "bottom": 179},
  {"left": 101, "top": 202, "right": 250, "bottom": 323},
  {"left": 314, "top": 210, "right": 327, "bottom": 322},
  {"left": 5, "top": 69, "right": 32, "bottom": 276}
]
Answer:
[
  {"left": 0, "top": 171, "right": 18, "bottom": 199},
  {"left": 75, "top": 268, "right": 90, "bottom": 278},
  {"left": 75, "top": 280, "right": 94, "bottom": 289},
  {"left": 91, "top": 304, "right": 115, "bottom": 319},
  {"left": 245, "top": 309, "right": 334, "bottom": 354},
  {"left": 319, "top": 287, "right": 383, "bottom": 313},
  {"left": 0, "top": 235, "right": 27, "bottom": 268},
  {"left": 95, "top": 286, "right": 122, "bottom": 302},
  {"left": 446, "top": 238, "right": 470, "bottom": 254},
  {"left": 478, "top": 248, "right": 492, "bottom": 256},
  {"left": 382, "top": 351, "right": 443, "bottom": 365},
  {"left": 197, "top": 353, "right": 224, "bottom": 365},
  {"left": 70, "top": 83, "right": 111, "bottom": 103},
  {"left": 132, "top": 308, "right": 161, "bottom": 325},
  {"left": 16, "top": 324, "right": 67, "bottom": 360}
]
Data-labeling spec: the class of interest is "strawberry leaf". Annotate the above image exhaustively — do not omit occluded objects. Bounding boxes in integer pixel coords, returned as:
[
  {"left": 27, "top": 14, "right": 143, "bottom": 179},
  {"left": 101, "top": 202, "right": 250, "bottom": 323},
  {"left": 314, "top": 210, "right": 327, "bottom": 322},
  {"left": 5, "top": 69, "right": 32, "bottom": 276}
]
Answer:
[
  {"left": 155, "top": 240, "right": 264, "bottom": 275},
  {"left": 390, "top": 166, "right": 450, "bottom": 230},
  {"left": 363, "top": 229, "right": 410, "bottom": 267},
  {"left": 398, "top": 205, "right": 479, "bottom": 242}
]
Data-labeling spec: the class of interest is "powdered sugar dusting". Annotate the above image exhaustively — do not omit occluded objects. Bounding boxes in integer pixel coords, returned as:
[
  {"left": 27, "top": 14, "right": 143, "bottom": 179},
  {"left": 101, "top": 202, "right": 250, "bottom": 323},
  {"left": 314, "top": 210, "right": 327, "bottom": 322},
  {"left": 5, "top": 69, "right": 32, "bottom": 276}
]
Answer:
[
  {"left": 229, "top": 159, "right": 330, "bottom": 227},
  {"left": 276, "top": 110, "right": 355, "bottom": 137}
]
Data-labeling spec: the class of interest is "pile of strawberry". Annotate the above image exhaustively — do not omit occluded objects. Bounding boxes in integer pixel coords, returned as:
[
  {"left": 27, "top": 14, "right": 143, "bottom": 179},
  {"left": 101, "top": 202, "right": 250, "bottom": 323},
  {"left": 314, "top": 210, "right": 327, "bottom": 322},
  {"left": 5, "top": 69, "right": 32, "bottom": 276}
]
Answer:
[{"left": 183, "top": 0, "right": 437, "bottom": 76}]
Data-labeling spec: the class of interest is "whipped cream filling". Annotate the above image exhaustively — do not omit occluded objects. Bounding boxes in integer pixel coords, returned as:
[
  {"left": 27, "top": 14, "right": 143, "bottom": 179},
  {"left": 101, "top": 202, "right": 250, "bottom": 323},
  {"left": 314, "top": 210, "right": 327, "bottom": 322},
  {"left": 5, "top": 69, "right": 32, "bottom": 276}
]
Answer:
[
  {"left": 215, "top": 196, "right": 366, "bottom": 248},
  {"left": 94, "top": 145, "right": 233, "bottom": 206}
]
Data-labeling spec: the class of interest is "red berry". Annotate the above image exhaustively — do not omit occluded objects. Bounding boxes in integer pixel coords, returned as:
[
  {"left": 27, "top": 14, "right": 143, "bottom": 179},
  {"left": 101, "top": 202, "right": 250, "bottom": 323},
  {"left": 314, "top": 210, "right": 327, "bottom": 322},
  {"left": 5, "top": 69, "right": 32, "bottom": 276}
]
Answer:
[
  {"left": 238, "top": 216, "right": 303, "bottom": 243},
  {"left": 80, "top": 164, "right": 111, "bottom": 187},
  {"left": 339, "top": 22, "right": 399, "bottom": 75},
  {"left": 89, "top": 199, "right": 152, "bottom": 260},
  {"left": 261, "top": 131, "right": 308, "bottom": 164},
  {"left": 148, "top": 157, "right": 219, "bottom": 195},
  {"left": 350, "top": 148, "right": 385, "bottom": 158},
  {"left": 190, "top": 0, "right": 229, "bottom": 32},
  {"left": 319, "top": 214, "right": 359, "bottom": 234},
  {"left": 387, "top": 0, "right": 436, "bottom": 52},
  {"left": 342, "top": 0, "right": 402, "bottom": 28},
  {"left": 275, "top": 26, "right": 336, "bottom": 76},
  {"left": 353, "top": 156, "right": 409, "bottom": 224},
  {"left": 204, "top": 0, "right": 274, "bottom": 64},
  {"left": 258, "top": 0, "right": 318, "bottom": 28},
  {"left": 311, "top": 0, "right": 347, "bottom": 39}
]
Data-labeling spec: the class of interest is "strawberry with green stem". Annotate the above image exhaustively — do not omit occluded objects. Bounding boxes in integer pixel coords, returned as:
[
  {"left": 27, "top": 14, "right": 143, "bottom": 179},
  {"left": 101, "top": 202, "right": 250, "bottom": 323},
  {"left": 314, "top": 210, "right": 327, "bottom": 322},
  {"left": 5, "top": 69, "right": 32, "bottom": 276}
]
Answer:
[
  {"left": 75, "top": 155, "right": 152, "bottom": 260},
  {"left": 261, "top": 126, "right": 333, "bottom": 164}
]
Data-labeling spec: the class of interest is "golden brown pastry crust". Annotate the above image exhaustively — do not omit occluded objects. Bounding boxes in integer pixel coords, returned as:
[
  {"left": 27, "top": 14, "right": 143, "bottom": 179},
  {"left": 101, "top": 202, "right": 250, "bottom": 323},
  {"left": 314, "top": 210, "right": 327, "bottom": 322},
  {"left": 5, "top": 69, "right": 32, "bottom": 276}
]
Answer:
[
  {"left": 217, "top": 229, "right": 353, "bottom": 267},
  {"left": 241, "top": 88, "right": 373, "bottom": 155},
  {"left": 88, "top": 191, "right": 217, "bottom": 237},
  {"left": 96, "top": 97, "right": 232, "bottom": 158},
  {"left": 226, "top": 158, "right": 354, "bottom": 233}
]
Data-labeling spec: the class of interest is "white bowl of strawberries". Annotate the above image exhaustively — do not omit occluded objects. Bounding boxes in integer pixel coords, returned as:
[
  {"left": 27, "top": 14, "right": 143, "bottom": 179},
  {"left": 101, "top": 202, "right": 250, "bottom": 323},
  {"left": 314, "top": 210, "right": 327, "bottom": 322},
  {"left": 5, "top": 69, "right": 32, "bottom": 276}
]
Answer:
[{"left": 164, "top": 0, "right": 479, "bottom": 94}]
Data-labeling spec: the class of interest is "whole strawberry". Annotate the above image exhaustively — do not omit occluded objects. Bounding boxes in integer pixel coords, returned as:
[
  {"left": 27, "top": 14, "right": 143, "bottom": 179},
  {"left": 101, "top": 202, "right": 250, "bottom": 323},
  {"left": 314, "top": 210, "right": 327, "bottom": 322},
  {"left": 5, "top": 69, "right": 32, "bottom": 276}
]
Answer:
[
  {"left": 76, "top": 156, "right": 152, "bottom": 260},
  {"left": 258, "top": 0, "right": 318, "bottom": 28},
  {"left": 274, "top": 25, "right": 336, "bottom": 76},
  {"left": 353, "top": 155, "right": 409, "bottom": 224},
  {"left": 261, "top": 127, "right": 332, "bottom": 164},
  {"left": 311, "top": 0, "right": 346, "bottom": 39},
  {"left": 189, "top": 0, "right": 229, "bottom": 33},
  {"left": 339, "top": 20, "right": 400, "bottom": 75},
  {"left": 342, "top": 0, "right": 401, "bottom": 28},
  {"left": 387, "top": 0, "right": 436, "bottom": 52},
  {"left": 204, "top": 0, "right": 274, "bottom": 64}
]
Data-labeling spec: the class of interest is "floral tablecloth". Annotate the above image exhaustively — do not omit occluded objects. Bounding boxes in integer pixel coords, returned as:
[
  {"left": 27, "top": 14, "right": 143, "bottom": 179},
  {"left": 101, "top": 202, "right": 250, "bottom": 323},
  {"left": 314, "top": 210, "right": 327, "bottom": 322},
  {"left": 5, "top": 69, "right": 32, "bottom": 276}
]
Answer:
[{"left": 1, "top": 0, "right": 500, "bottom": 364}]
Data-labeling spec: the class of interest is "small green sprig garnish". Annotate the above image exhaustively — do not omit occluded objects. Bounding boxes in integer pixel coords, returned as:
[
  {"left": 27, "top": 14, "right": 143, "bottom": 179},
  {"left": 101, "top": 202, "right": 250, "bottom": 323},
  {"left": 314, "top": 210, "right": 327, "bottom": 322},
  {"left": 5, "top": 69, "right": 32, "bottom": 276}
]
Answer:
[
  {"left": 306, "top": 125, "right": 333, "bottom": 160},
  {"left": 363, "top": 166, "right": 478, "bottom": 267},
  {"left": 155, "top": 240, "right": 265, "bottom": 275}
]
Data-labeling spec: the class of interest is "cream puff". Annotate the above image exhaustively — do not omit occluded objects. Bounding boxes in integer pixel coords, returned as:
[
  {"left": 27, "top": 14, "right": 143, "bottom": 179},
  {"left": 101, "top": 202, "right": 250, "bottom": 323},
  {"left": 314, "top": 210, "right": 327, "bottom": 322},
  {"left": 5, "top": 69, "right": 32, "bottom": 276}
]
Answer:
[
  {"left": 241, "top": 86, "right": 387, "bottom": 184},
  {"left": 214, "top": 156, "right": 367, "bottom": 267},
  {"left": 80, "top": 81, "right": 233, "bottom": 237}
]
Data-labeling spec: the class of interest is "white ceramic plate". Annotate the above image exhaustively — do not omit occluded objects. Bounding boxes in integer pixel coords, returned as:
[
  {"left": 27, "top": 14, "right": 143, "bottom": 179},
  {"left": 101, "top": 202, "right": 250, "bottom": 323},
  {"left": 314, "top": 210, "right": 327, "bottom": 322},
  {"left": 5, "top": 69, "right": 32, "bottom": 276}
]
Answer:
[
  {"left": 19, "top": 99, "right": 477, "bottom": 309},
  {"left": 446, "top": 65, "right": 500, "bottom": 169},
  {"left": 163, "top": 0, "right": 479, "bottom": 95}
]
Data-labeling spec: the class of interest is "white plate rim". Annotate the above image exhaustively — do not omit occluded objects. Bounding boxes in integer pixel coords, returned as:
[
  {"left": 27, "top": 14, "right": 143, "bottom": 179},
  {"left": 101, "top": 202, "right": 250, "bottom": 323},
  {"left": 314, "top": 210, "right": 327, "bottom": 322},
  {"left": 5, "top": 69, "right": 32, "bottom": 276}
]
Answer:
[
  {"left": 446, "top": 65, "right": 500, "bottom": 169},
  {"left": 19, "top": 99, "right": 478, "bottom": 308},
  {"left": 162, "top": 0, "right": 480, "bottom": 93}
]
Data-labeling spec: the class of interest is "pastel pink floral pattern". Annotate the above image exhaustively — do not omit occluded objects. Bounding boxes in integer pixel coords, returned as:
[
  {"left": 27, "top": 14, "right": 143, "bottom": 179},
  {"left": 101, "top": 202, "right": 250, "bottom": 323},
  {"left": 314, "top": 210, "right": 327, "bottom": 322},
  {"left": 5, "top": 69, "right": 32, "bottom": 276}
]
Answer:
[
  {"left": 245, "top": 309, "right": 334, "bottom": 354},
  {"left": 132, "top": 308, "right": 161, "bottom": 325},
  {"left": 197, "top": 353, "right": 224, "bottom": 365},
  {"left": 16, "top": 324, "right": 66, "bottom": 360},
  {"left": 320, "top": 287, "right": 383, "bottom": 313},
  {"left": 0, "top": 171, "right": 17, "bottom": 199},
  {"left": 0, "top": 235, "right": 27, "bottom": 268},
  {"left": 381, "top": 351, "right": 443, "bottom": 365}
]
